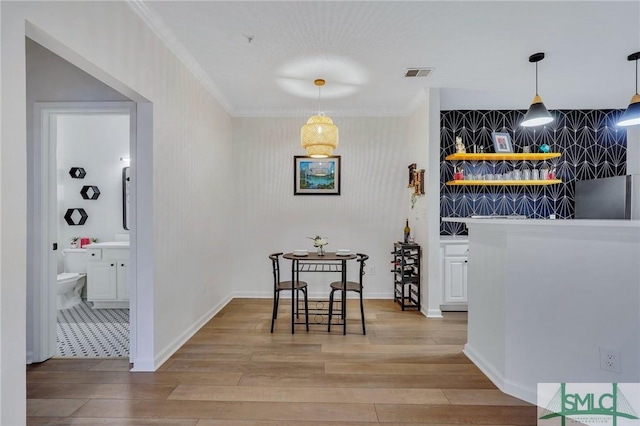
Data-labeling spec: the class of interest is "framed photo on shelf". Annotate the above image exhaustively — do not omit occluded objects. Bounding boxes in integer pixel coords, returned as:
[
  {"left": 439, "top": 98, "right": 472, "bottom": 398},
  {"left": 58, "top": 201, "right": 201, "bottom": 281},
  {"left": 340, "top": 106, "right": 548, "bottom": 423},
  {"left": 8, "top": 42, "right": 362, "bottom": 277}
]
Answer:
[
  {"left": 294, "top": 156, "right": 341, "bottom": 195},
  {"left": 491, "top": 132, "right": 514, "bottom": 153}
]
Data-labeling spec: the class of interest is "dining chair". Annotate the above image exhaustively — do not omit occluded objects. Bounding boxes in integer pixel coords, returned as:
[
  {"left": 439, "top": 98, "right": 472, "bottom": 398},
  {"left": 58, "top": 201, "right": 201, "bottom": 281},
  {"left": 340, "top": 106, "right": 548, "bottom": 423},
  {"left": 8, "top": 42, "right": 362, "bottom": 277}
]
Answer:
[
  {"left": 269, "top": 252, "right": 309, "bottom": 333},
  {"left": 327, "top": 253, "right": 369, "bottom": 335}
]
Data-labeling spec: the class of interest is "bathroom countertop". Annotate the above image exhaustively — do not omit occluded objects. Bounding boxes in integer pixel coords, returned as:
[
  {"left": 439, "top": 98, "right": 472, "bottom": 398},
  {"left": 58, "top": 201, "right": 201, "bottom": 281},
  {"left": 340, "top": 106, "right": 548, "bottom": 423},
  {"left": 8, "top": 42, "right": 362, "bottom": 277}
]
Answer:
[{"left": 85, "top": 241, "right": 130, "bottom": 249}]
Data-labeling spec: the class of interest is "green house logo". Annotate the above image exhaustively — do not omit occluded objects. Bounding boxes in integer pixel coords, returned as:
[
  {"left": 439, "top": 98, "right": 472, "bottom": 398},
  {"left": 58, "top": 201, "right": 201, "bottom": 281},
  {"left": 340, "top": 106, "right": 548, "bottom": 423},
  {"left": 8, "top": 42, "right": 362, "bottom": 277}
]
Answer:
[{"left": 538, "top": 383, "right": 639, "bottom": 426}]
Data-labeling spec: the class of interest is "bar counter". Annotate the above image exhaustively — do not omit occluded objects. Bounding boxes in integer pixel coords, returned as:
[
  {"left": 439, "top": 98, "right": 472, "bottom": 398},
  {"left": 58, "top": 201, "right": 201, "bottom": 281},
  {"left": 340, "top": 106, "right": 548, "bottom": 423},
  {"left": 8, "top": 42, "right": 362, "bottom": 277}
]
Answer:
[{"left": 442, "top": 217, "right": 640, "bottom": 404}]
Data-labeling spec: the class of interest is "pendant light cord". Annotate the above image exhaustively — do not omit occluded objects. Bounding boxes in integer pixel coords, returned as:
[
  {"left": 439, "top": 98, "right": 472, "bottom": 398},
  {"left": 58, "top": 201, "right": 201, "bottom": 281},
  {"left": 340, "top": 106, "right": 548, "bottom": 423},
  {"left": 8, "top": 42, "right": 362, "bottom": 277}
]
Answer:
[
  {"left": 535, "top": 61, "right": 539, "bottom": 95},
  {"left": 318, "top": 84, "right": 322, "bottom": 115},
  {"left": 635, "top": 58, "right": 638, "bottom": 95}
]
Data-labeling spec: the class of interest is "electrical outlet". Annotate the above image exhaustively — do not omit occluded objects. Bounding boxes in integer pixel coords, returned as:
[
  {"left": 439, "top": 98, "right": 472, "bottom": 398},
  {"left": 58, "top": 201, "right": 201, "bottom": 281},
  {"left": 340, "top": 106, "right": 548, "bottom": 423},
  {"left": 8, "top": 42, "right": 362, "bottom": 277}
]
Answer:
[
  {"left": 369, "top": 267, "right": 376, "bottom": 276},
  {"left": 599, "top": 347, "right": 621, "bottom": 373}
]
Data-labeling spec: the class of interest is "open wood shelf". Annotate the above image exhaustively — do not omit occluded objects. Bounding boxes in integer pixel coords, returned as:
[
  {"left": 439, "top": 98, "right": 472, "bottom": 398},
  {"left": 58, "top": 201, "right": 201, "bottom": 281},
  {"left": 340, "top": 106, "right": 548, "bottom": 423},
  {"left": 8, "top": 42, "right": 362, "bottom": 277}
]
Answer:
[{"left": 446, "top": 179, "right": 562, "bottom": 186}]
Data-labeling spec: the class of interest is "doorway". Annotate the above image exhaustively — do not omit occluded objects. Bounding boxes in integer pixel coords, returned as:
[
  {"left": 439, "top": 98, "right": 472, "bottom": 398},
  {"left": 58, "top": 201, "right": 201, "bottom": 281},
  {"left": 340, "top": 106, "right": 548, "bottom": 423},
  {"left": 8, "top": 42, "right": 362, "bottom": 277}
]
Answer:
[{"left": 31, "top": 102, "right": 135, "bottom": 362}]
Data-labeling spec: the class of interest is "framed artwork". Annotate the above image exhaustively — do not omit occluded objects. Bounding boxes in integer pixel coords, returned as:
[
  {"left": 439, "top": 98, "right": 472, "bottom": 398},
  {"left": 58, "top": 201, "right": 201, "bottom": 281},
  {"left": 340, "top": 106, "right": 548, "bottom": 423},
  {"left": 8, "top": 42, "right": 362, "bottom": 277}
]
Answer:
[
  {"left": 294, "top": 156, "right": 341, "bottom": 195},
  {"left": 492, "top": 132, "right": 514, "bottom": 153}
]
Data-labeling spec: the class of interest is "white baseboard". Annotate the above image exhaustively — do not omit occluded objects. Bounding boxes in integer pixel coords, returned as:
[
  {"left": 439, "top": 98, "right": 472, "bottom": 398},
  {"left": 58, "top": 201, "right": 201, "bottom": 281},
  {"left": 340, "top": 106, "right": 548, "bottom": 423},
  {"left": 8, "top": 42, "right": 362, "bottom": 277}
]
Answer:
[
  {"left": 463, "top": 343, "right": 536, "bottom": 405},
  {"left": 426, "top": 308, "right": 443, "bottom": 318},
  {"left": 130, "top": 357, "right": 155, "bottom": 372},
  {"left": 148, "top": 293, "right": 234, "bottom": 371},
  {"left": 233, "top": 292, "right": 394, "bottom": 299}
]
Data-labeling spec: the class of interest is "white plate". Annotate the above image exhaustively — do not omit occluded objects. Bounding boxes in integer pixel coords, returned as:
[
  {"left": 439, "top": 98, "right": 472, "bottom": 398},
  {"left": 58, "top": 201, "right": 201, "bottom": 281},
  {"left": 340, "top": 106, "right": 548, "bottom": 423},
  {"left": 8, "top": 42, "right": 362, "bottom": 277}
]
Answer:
[
  {"left": 336, "top": 252, "right": 352, "bottom": 256},
  {"left": 293, "top": 253, "right": 308, "bottom": 257}
]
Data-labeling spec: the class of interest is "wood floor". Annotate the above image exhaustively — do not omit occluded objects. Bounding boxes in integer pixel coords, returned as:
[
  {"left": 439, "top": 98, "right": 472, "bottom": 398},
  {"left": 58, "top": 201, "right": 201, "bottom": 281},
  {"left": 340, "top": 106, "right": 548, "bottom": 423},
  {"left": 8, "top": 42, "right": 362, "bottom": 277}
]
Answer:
[{"left": 27, "top": 298, "right": 537, "bottom": 425}]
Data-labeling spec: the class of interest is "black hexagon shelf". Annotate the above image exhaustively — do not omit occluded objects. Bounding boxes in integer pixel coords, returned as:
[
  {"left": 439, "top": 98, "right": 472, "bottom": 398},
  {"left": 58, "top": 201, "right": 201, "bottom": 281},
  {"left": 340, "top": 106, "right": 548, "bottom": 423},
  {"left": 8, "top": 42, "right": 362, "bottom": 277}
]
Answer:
[
  {"left": 69, "top": 167, "right": 86, "bottom": 179},
  {"left": 64, "top": 208, "right": 88, "bottom": 226},
  {"left": 80, "top": 185, "right": 101, "bottom": 200}
]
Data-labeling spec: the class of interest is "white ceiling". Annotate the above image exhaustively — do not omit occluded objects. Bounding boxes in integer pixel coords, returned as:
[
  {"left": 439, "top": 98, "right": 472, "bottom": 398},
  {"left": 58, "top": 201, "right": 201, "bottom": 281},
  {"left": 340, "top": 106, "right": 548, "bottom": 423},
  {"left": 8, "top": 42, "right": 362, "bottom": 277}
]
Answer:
[{"left": 139, "top": 1, "right": 640, "bottom": 117}]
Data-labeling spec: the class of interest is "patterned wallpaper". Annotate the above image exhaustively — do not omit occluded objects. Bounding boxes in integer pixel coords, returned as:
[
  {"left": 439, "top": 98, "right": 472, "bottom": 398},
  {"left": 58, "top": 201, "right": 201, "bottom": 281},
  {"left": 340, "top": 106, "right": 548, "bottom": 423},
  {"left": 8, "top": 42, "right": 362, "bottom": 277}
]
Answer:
[{"left": 440, "top": 109, "right": 627, "bottom": 236}]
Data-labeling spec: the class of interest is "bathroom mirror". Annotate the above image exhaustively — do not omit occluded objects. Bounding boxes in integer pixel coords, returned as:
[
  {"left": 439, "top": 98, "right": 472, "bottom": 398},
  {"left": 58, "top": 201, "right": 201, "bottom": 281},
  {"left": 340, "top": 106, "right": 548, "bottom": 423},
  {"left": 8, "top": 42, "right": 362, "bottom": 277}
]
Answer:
[{"left": 122, "top": 167, "right": 130, "bottom": 230}]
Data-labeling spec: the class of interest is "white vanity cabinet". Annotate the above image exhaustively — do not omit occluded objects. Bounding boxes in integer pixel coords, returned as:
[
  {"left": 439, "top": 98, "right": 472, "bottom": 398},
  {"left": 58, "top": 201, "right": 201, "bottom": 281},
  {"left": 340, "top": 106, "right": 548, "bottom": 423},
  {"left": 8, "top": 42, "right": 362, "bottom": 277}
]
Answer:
[
  {"left": 86, "top": 243, "right": 129, "bottom": 309},
  {"left": 440, "top": 238, "right": 469, "bottom": 311}
]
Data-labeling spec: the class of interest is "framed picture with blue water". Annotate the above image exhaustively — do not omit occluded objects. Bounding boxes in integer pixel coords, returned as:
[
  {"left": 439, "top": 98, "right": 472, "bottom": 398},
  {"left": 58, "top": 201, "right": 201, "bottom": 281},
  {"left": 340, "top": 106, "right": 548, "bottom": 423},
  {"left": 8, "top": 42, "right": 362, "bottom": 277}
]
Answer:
[{"left": 294, "top": 156, "right": 341, "bottom": 195}]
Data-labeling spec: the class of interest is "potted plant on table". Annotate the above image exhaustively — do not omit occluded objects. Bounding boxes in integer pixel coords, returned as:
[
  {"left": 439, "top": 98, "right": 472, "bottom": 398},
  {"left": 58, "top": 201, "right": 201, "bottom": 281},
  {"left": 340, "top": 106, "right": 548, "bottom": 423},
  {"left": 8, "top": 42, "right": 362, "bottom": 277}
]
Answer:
[
  {"left": 70, "top": 236, "right": 79, "bottom": 248},
  {"left": 309, "top": 235, "right": 328, "bottom": 256}
]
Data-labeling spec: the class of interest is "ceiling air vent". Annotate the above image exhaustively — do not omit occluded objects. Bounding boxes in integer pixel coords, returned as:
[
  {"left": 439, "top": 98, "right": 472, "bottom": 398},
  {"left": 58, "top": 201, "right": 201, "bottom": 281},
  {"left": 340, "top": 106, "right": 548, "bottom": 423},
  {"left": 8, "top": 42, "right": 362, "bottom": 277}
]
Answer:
[{"left": 405, "top": 68, "right": 433, "bottom": 77}]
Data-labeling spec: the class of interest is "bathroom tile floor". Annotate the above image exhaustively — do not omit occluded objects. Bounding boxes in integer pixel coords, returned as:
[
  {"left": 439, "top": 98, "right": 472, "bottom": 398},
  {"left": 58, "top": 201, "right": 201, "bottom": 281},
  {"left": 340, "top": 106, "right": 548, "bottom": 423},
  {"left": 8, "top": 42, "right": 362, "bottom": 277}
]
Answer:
[{"left": 56, "top": 300, "right": 129, "bottom": 358}]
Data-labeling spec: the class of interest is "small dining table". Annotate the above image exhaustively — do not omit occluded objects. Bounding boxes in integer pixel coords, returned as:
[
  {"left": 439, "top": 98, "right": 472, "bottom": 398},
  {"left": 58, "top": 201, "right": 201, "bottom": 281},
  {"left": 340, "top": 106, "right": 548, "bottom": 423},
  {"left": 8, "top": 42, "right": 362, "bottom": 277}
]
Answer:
[{"left": 282, "top": 251, "right": 357, "bottom": 335}]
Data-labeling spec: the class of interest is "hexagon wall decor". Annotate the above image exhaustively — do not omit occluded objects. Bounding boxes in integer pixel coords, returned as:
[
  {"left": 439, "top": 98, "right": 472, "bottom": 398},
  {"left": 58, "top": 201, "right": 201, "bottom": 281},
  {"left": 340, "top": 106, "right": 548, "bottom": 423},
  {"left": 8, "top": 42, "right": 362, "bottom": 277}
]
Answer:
[
  {"left": 64, "top": 208, "right": 88, "bottom": 226},
  {"left": 69, "top": 167, "right": 86, "bottom": 179},
  {"left": 80, "top": 185, "right": 101, "bottom": 200}
]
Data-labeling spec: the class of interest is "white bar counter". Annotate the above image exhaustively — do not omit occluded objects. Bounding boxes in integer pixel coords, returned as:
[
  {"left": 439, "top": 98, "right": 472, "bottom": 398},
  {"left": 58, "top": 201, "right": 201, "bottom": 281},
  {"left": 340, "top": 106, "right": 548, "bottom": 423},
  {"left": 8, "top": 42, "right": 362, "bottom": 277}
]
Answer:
[{"left": 442, "top": 218, "right": 640, "bottom": 404}]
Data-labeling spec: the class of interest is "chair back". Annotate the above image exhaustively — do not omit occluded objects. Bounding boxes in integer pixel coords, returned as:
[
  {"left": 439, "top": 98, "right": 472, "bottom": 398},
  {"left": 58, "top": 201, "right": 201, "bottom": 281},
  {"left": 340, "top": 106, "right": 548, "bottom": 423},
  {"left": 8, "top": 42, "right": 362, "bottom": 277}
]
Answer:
[
  {"left": 356, "top": 253, "right": 369, "bottom": 285},
  {"left": 269, "top": 252, "right": 283, "bottom": 289}
]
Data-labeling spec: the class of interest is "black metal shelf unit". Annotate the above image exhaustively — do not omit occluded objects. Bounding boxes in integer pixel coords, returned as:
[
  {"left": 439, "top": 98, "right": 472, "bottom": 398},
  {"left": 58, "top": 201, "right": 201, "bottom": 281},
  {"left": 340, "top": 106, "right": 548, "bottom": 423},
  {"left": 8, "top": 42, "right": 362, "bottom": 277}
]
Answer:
[{"left": 392, "top": 242, "right": 421, "bottom": 310}]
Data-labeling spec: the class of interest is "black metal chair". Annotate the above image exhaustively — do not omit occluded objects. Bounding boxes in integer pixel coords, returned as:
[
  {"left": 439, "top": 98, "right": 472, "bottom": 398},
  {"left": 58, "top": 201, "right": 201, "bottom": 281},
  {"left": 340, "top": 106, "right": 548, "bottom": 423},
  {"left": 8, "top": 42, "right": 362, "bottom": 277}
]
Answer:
[
  {"left": 328, "top": 253, "right": 368, "bottom": 335},
  {"left": 269, "top": 253, "right": 309, "bottom": 333}
]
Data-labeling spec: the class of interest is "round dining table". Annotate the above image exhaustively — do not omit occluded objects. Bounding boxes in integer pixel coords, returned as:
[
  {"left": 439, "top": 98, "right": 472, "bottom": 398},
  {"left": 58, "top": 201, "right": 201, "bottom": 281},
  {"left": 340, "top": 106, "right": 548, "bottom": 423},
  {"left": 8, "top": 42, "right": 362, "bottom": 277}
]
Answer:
[{"left": 282, "top": 251, "right": 357, "bottom": 335}]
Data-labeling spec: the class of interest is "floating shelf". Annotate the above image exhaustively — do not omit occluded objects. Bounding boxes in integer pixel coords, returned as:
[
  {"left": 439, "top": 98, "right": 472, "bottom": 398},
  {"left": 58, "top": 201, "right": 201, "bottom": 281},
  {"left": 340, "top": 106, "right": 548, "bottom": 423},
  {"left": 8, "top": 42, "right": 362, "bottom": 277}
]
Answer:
[
  {"left": 446, "top": 179, "right": 562, "bottom": 186},
  {"left": 445, "top": 153, "right": 561, "bottom": 161}
]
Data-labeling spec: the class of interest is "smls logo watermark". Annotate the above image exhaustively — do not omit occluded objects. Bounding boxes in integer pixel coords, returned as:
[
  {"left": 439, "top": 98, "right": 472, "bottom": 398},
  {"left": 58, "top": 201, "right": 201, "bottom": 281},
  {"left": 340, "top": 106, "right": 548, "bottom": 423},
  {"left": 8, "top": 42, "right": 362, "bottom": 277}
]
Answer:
[{"left": 538, "top": 383, "right": 640, "bottom": 426}]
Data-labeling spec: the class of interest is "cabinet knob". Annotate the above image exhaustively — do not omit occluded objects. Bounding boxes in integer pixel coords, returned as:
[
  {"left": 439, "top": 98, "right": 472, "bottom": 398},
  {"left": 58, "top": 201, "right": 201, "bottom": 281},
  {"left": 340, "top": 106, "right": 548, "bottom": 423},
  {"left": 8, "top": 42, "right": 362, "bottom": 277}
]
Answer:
[
  {"left": 111, "top": 263, "right": 115, "bottom": 267},
  {"left": 91, "top": 253, "right": 96, "bottom": 256},
  {"left": 121, "top": 263, "right": 124, "bottom": 267}
]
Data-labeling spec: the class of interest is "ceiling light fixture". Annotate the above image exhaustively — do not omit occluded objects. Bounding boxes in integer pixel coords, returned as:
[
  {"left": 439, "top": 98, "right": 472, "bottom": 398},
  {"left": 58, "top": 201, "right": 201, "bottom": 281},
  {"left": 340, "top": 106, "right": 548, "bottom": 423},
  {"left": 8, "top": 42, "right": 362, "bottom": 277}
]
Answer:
[
  {"left": 618, "top": 51, "right": 640, "bottom": 127},
  {"left": 301, "top": 79, "right": 338, "bottom": 158},
  {"left": 521, "top": 52, "right": 554, "bottom": 127}
]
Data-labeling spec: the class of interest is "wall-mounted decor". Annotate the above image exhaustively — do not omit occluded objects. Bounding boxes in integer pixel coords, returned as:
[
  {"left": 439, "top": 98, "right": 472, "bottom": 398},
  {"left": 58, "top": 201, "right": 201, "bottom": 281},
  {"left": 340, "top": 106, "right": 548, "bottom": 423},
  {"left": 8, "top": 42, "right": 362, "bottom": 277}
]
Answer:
[
  {"left": 64, "top": 208, "right": 88, "bottom": 226},
  {"left": 408, "top": 163, "right": 425, "bottom": 209},
  {"left": 68, "top": 167, "right": 86, "bottom": 179},
  {"left": 294, "top": 156, "right": 340, "bottom": 195},
  {"left": 80, "top": 185, "right": 100, "bottom": 200},
  {"left": 407, "top": 163, "right": 425, "bottom": 196},
  {"left": 492, "top": 132, "right": 514, "bottom": 153}
]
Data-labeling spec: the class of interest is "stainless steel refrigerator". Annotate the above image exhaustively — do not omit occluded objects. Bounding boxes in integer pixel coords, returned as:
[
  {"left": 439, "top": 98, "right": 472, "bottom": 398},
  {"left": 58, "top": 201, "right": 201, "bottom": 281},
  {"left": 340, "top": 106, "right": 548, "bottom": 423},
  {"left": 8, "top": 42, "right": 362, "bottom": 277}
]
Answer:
[{"left": 574, "top": 175, "right": 640, "bottom": 219}]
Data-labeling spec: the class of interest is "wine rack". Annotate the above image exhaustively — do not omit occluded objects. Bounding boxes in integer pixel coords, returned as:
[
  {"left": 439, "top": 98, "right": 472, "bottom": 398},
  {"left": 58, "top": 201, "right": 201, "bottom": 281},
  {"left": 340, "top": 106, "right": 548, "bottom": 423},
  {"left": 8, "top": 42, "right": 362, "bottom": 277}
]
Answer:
[{"left": 392, "top": 242, "right": 421, "bottom": 310}]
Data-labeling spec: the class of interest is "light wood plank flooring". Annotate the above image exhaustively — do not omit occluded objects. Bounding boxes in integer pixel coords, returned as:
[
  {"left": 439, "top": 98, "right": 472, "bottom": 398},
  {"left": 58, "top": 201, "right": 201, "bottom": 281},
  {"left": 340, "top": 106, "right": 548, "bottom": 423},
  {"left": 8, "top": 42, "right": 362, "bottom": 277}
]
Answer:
[{"left": 27, "top": 298, "right": 537, "bottom": 425}]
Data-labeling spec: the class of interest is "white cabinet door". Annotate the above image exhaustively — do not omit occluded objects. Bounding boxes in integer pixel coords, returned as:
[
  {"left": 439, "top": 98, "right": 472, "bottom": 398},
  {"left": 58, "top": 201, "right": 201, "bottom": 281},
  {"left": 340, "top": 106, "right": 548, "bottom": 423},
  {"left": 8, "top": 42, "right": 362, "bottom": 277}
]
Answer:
[
  {"left": 87, "top": 261, "right": 117, "bottom": 300},
  {"left": 116, "top": 261, "right": 129, "bottom": 301},
  {"left": 443, "top": 256, "right": 468, "bottom": 304}
]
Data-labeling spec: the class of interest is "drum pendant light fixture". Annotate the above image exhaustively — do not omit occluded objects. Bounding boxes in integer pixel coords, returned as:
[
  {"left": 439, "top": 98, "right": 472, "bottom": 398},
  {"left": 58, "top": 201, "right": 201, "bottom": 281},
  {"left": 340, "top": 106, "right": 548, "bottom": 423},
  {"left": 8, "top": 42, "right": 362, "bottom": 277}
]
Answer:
[
  {"left": 301, "top": 79, "right": 339, "bottom": 158},
  {"left": 617, "top": 51, "right": 640, "bottom": 127},
  {"left": 521, "top": 52, "right": 554, "bottom": 127}
]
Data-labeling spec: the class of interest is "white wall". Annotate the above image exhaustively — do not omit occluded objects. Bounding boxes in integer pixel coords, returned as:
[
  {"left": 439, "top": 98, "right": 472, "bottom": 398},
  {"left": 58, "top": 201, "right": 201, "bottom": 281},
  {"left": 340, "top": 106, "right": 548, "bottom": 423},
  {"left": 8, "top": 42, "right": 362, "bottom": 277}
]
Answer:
[
  {"left": 2, "top": 2, "right": 234, "bottom": 423},
  {"left": 404, "top": 89, "right": 442, "bottom": 317},
  {"left": 56, "top": 114, "right": 129, "bottom": 269},
  {"left": 232, "top": 116, "right": 416, "bottom": 298}
]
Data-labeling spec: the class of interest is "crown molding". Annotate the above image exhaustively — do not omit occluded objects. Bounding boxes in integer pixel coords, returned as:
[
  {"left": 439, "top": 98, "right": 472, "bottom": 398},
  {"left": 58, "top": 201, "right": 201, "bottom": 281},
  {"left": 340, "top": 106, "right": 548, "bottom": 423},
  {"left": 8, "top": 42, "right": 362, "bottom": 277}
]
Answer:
[{"left": 126, "top": 0, "right": 234, "bottom": 115}]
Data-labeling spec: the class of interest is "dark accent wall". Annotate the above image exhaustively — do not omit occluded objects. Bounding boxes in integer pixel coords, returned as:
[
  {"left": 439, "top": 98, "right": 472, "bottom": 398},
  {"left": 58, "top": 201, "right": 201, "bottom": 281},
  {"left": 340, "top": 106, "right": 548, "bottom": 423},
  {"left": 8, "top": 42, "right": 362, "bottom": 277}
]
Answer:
[{"left": 440, "top": 110, "right": 627, "bottom": 236}]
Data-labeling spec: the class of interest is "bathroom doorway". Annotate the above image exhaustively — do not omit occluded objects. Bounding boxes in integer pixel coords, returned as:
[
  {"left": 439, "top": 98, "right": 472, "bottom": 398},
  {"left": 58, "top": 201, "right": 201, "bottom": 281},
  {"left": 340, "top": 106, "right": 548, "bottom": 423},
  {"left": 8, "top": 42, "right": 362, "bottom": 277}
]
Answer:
[{"left": 32, "top": 102, "right": 135, "bottom": 361}]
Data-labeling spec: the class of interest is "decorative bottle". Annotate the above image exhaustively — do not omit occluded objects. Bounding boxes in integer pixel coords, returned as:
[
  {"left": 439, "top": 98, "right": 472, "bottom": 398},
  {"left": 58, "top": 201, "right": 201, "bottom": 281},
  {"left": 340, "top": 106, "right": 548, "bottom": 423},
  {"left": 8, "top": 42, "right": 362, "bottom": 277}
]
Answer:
[{"left": 403, "top": 219, "right": 411, "bottom": 243}]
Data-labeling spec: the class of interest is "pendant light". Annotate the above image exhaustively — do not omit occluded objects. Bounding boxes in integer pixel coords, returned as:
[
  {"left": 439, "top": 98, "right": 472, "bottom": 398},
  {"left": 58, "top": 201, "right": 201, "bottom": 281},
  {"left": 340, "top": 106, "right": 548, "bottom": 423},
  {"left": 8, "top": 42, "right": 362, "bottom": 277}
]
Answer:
[
  {"left": 301, "top": 79, "right": 339, "bottom": 158},
  {"left": 617, "top": 51, "right": 640, "bottom": 127},
  {"left": 521, "top": 52, "right": 554, "bottom": 127}
]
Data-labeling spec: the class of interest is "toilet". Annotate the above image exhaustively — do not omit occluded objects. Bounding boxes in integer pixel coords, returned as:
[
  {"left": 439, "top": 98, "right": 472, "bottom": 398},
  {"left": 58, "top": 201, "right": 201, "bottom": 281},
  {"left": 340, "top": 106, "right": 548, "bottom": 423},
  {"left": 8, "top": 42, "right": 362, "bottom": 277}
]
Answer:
[{"left": 57, "top": 248, "right": 87, "bottom": 310}]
